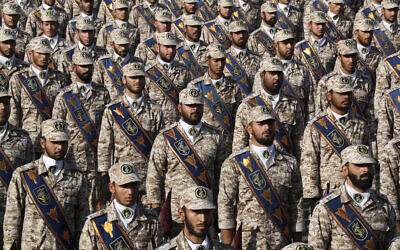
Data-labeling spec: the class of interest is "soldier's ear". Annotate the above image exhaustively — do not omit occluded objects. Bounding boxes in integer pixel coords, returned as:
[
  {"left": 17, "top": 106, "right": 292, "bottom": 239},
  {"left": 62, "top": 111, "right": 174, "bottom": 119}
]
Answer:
[
  {"left": 326, "top": 91, "right": 332, "bottom": 102},
  {"left": 227, "top": 33, "right": 233, "bottom": 42},
  {"left": 40, "top": 137, "right": 46, "bottom": 150},
  {"left": 178, "top": 103, "right": 183, "bottom": 114},
  {"left": 353, "top": 30, "right": 358, "bottom": 39},
  {"left": 308, "top": 22, "right": 312, "bottom": 30},
  {"left": 274, "top": 42, "right": 278, "bottom": 51},
  {"left": 108, "top": 183, "right": 115, "bottom": 194},
  {"left": 342, "top": 163, "right": 348, "bottom": 175},
  {"left": 246, "top": 124, "right": 253, "bottom": 135},
  {"left": 178, "top": 207, "right": 185, "bottom": 221},
  {"left": 155, "top": 43, "right": 160, "bottom": 52}
]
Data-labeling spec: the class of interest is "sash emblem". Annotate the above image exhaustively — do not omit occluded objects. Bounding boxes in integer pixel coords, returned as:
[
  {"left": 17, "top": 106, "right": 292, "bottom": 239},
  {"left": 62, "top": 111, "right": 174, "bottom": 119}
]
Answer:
[
  {"left": 249, "top": 170, "right": 266, "bottom": 190},
  {"left": 33, "top": 185, "right": 51, "bottom": 205},
  {"left": 122, "top": 118, "right": 138, "bottom": 136},
  {"left": 174, "top": 139, "right": 190, "bottom": 156}
]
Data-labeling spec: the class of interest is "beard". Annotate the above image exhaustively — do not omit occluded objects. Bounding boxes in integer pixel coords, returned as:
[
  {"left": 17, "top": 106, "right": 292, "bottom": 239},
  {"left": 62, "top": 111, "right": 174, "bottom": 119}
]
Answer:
[
  {"left": 184, "top": 214, "right": 209, "bottom": 238},
  {"left": 76, "top": 71, "right": 93, "bottom": 82},
  {"left": 265, "top": 17, "right": 277, "bottom": 26},
  {"left": 348, "top": 171, "right": 373, "bottom": 190},
  {"left": 253, "top": 132, "right": 274, "bottom": 147}
]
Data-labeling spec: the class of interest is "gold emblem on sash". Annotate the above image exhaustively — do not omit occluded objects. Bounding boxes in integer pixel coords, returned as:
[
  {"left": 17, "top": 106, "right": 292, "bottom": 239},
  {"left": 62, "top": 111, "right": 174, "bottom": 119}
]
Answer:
[
  {"left": 27, "top": 78, "right": 38, "bottom": 91},
  {"left": 310, "top": 57, "right": 319, "bottom": 69},
  {"left": 174, "top": 139, "right": 190, "bottom": 156},
  {"left": 73, "top": 108, "right": 87, "bottom": 123},
  {"left": 233, "top": 64, "right": 241, "bottom": 76},
  {"left": 213, "top": 102, "right": 224, "bottom": 115},
  {"left": 102, "top": 221, "right": 114, "bottom": 237},
  {"left": 327, "top": 130, "right": 344, "bottom": 147},
  {"left": 33, "top": 185, "right": 51, "bottom": 205},
  {"left": 348, "top": 218, "right": 368, "bottom": 241},
  {"left": 122, "top": 118, "right": 138, "bottom": 136},
  {"left": 157, "top": 77, "right": 171, "bottom": 90},
  {"left": 249, "top": 170, "right": 266, "bottom": 190}
]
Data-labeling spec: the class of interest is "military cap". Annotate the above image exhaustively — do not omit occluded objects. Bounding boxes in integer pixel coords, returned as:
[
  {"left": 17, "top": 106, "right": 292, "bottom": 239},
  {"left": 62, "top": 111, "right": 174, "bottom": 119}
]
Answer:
[
  {"left": 113, "top": 0, "right": 129, "bottom": 9},
  {"left": 76, "top": 16, "right": 96, "bottom": 30},
  {"left": 229, "top": 20, "right": 248, "bottom": 33},
  {"left": 341, "top": 144, "right": 376, "bottom": 166},
  {"left": 205, "top": 44, "right": 226, "bottom": 59},
  {"left": 3, "top": 2, "right": 19, "bottom": 15},
  {"left": 41, "top": 119, "right": 70, "bottom": 141},
  {"left": 0, "top": 28, "right": 16, "bottom": 42},
  {"left": 156, "top": 32, "right": 178, "bottom": 46},
  {"left": 72, "top": 51, "right": 94, "bottom": 65},
  {"left": 328, "top": 0, "right": 344, "bottom": 4},
  {"left": 310, "top": 11, "right": 327, "bottom": 23},
  {"left": 327, "top": 74, "right": 353, "bottom": 93},
  {"left": 183, "top": 0, "right": 199, "bottom": 3},
  {"left": 260, "top": 57, "right": 284, "bottom": 72},
  {"left": 109, "top": 162, "right": 141, "bottom": 185},
  {"left": 0, "top": 89, "right": 12, "bottom": 98},
  {"left": 155, "top": 10, "right": 172, "bottom": 22},
  {"left": 274, "top": 29, "right": 295, "bottom": 42},
  {"left": 282, "top": 243, "right": 314, "bottom": 250},
  {"left": 29, "top": 37, "right": 52, "bottom": 53},
  {"left": 248, "top": 105, "right": 275, "bottom": 124},
  {"left": 41, "top": 9, "right": 58, "bottom": 22},
  {"left": 122, "top": 62, "right": 145, "bottom": 77},
  {"left": 353, "top": 18, "right": 375, "bottom": 31},
  {"left": 261, "top": 1, "right": 278, "bottom": 12},
  {"left": 183, "top": 14, "right": 203, "bottom": 26},
  {"left": 111, "top": 28, "right": 130, "bottom": 44},
  {"left": 218, "top": 0, "right": 234, "bottom": 7},
  {"left": 179, "top": 87, "right": 204, "bottom": 105},
  {"left": 382, "top": 0, "right": 399, "bottom": 9},
  {"left": 180, "top": 186, "right": 216, "bottom": 210},
  {"left": 337, "top": 39, "right": 358, "bottom": 55}
]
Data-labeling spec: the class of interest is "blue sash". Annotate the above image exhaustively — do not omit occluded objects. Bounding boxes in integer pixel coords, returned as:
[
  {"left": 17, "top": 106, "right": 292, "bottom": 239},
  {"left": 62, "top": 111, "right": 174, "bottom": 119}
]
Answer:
[
  {"left": 388, "top": 88, "right": 400, "bottom": 114},
  {"left": 177, "top": 46, "right": 204, "bottom": 79},
  {"left": 55, "top": 0, "right": 65, "bottom": 8},
  {"left": 48, "top": 57, "right": 58, "bottom": 71},
  {"left": 362, "top": 7, "right": 379, "bottom": 23},
  {"left": 91, "top": 213, "right": 136, "bottom": 250},
  {"left": 343, "top": 0, "right": 357, "bottom": 11},
  {"left": 373, "top": 29, "right": 396, "bottom": 57},
  {"left": 0, "top": 148, "right": 14, "bottom": 188},
  {"left": 17, "top": 72, "right": 52, "bottom": 120},
  {"left": 70, "top": 21, "right": 77, "bottom": 32},
  {"left": 103, "top": 0, "right": 115, "bottom": 20},
  {"left": 146, "top": 65, "right": 179, "bottom": 108},
  {"left": 232, "top": 7, "right": 251, "bottom": 30},
  {"left": 163, "top": 126, "right": 212, "bottom": 188},
  {"left": 173, "top": 18, "right": 185, "bottom": 38},
  {"left": 325, "top": 20, "right": 344, "bottom": 43},
  {"left": 312, "top": 0, "right": 328, "bottom": 12},
  {"left": 233, "top": 151, "right": 291, "bottom": 243},
  {"left": 0, "top": 69, "right": 10, "bottom": 91},
  {"left": 65, "top": 48, "right": 75, "bottom": 62},
  {"left": 356, "top": 58, "right": 375, "bottom": 88},
  {"left": 164, "top": 0, "right": 182, "bottom": 18},
  {"left": 393, "top": 140, "right": 400, "bottom": 154},
  {"left": 312, "top": 115, "right": 350, "bottom": 157},
  {"left": 276, "top": 10, "right": 295, "bottom": 32},
  {"left": 100, "top": 57, "right": 125, "bottom": 96},
  {"left": 204, "top": 22, "right": 230, "bottom": 48},
  {"left": 253, "top": 30, "right": 276, "bottom": 56},
  {"left": 105, "top": 25, "right": 114, "bottom": 32},
  {"left": 144, "top": 37, "right": 158, "bottom": 57},
  {"left": 299, "top": 41, "right": 326, "bottom": 82},
  {"left": 195, "top": 80, "right": 234, "bottom": 136},
  {"left": 350, "top": 97, "right": 364, "bottom": 117},
  {"left": 135, "top": 5, "right": 156, "bottom": 31},
  {"left": 386, "top": 54, "right": 400, "bottom": 79},
  {"left": 19, "top": 13, "right": 27, "bottom": 27},
  {"left": 246, "top": 96, "right": 293, "bottom": 154},
  {"left": 281, "top": 79, "right": 296, "bottom": 97},
  {"left": 73, "top": 0, "right": 81, "bottom": 9},
  {"left": 21, "top": 167, "right": 76, "bottom": 249},
  {"left": 325, "top": 196, "right": 383, "bottom": 250},
  {"left": 33, "top": 9, "right": 42, "bottom": 24},
  {"left": 225, "top": 53, "right": 252, "bottom": 95},
  {"left": 109, "top": 102, "right": 153, "bottom": 161},
  {"left": 63, "top": 91, "right": 98, "bottom": 154},
  {"left": 197, "top": 0, "right": 214, "bottom": 22}
]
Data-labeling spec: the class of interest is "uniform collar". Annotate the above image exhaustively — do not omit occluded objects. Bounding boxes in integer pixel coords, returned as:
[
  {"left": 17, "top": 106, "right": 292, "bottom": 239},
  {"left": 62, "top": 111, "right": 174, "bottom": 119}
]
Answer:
[
  {"left": 185, "top": 235, "right": 210, "bottom": 250},
  {"left": 42, "top": 155, "right": 63, "bottom": 178},
  {"left": 0, "top": 54, "right": 14, "bottom": 70},
  {"left": 262, "top": 24, "right": 277, "bottom": 38},
  {"left": 371, "top": 2, "right": 382, "bottom": 13},
  {"left": 310, "top": 35, "right": 327, "bottom": 49},
  {"left": 0, "top": 122, "right": 8, "bottom": 141},
  {"left": 116, "top": 19, "right": 129, "bottom": 29},
  {"left": 262, "top": 89, "right": 280, "bottom": 109},
  {"left": 15, "top": 0, "right": 28, "bottom": 7},
  {"left": 345, "top": 181, "right": 370, "bottom": 207},
  {"left": 209, "top": 75, "right": 224, "bottom": 88},
  {"left": 179, "top": 119, "right": 202, "bottom": 143},
  {"left": 113, "top": 52, "right": 130, "bottom": 67},
  {"left": 157, "top": 56, "right": 173, "bottom": 72},
  {"left": 277, "top": 57, "right": 292, "bottom": 73},
  {"left": 113, "top": 199, "right": 137, "bottom": 230},
  {"left": 327, "top": 11, "right": 340, "bottom": 25},
  {"left": 2, "top": 25, "right": 17, "bottom": 34},
  {"left": 78, "top": 41, "right": 95, "bottom": 52},
  {"left": 239, "top": 0, "right": 250, "bottom": 11},
  {"left": 185, "top": 39, "right": 201, "bottom": 54},
  {"left": 340, "top": 68, "right": 356, "bottom": 81},
  {"left": 251, "top": 143, "right": 275, "bottom": 169},
  {"left": 278, "top": 2, "right": 290, "bottom": 15},
  {"left": 383, "top": 19, "right": 397, "bottom": 33},
  {"left": 42, "top": 2, "right": 55, "bottom": 10},
  {"left": 30, "top": 65, "right": 48, "bottom": 82},
  {"left": 357, "top": 42, "right": 371, "bottom": 60},
  {"left": 43, "top": 34, "right": 59, "bottom": 49},
  {"left": 76, "top": 81, "right": 92, "bottom": 98},
  {"left": 125, "top": 94, "right": 143, "bottom": 112},
  {"left": 145, "top": 1, "right": 157, "bottom": 11},
  {"left": 232, "top": 46, "right": 247, "bottom": 60},
  {"left": 330, "top": 108, "right": 349, "bottom": 127},
  {"left": 81, "top": 12, "right": 94, "bottom": 20},
  {"left": 217, "top": 15, "right": 231, "bottom": 29}
]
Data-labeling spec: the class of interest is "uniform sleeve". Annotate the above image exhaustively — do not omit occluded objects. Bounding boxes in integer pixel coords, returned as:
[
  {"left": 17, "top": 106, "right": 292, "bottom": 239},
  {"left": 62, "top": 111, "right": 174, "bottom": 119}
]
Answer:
[
  {"left": 97, "top": 108, "right": 114, "bottom": 173},
  {"left": 150, "top": 219, "right": 164, "bottom": 248},
  {"left": 376, "top": 95, "right": 394, "bottom": 157},
  {"left": 24, "top": 135, "right": 34, "bottom": 164},
  {"left": 92, "top": 60, "right": 105, "bottom": 86},
  {"left": 25, "top": 14, "right": 37, "bottom": 38},
  {"left": 52, "top": 92, "right": 67, "bottom": 120},
  {"left": 65, "top": 23, "right": 75, "bottom": 44},
  {"left": 79, "top": 218, "right": 99, "bottom": 250},
  {"left": 384, "top": 202, "right": 397, "bottom": 249},
  {"left": 134, "top": 43, "right": 149, "bottom": 64},
  {"left": 304, "top": 70, "right": 315, "bottom": 121},
  {"left": 380, "top": 147, "right": 400, "bottom": 220},
  {"left": 232, "top": 103, "right": 250, "bottom": 153},
  {"left": 315, "top": 77, "right": 328, "bottom": 114},
  {"left": 75, "top": 174, "right": 90, "bottom": 240},
  {"left": 96, "top": 27, "right": 107, "bottom": 48},
  {"left": 374, "top": 60, "right": 391, "bottom": 114},
  {"left": 308, "top": 202, "right": 332, "bottom": 250},
  {"left": 288, "top": 159, "right": 304, "bottom": 232},
  {"left": 8, "top": 74, "right": 22, "bottom": 127}
]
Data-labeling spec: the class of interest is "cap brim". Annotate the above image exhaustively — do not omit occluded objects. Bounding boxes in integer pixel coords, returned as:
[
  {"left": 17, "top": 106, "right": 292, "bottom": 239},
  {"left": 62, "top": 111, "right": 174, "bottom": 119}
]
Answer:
[
  {"left": 114, "top": 176, "right": 141, "bottom": 185},
  {"left": 185, "top": 202, "right": 216, "bottom": 210}
]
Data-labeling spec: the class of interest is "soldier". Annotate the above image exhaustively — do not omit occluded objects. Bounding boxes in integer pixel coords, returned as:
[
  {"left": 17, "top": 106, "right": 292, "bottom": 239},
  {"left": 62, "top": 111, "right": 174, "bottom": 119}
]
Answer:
[
  {"left": 308, "top": 144, "right": 396, "bottom": 249},
  {"left": 98, "top": 62, "right": 164, "bottom": 204},
  {"left": 233, "top": 0, "right": 261, "bottom": 33},
  {"left": 93, "top": 28, "right": 142, "bottom": 100},
  {"left": 146, "top": 87, "right": 227, "bottom": 237},
  {"left": 145, "top": 32, "right": 192, "bottom": 126},
  {"left": 275, "top": 0, "right": 303, "bottom": 40},
  {"left": 9, "top": 37, "right": 66, "bottom": 158},
  {"left": 300, "top": 76, "right": 370, "bottom": 221},
  {"left": 219, "top": 105, "right": 303, "bottom": 249},
  {"left": 355, "top": 0, "right": 384, "bottom": 24},
  {"left": 134, "top": 10, "right": 173, "bottom": 64},
  {"left": 248, "top": 1, "right": 280, "bottom": 57},
  {"left": 8, "top": 0, "right": 40, "bottom": 31},
  {"left": 389, "top": 237, "right": 400, "bottom": 250},
  {"left": 3, "top": 119, "right": 89, "bottom": 249},
  {"left": 225, "top": 20, "right": 260, "bottom": 96},
  {"left": 281, "top": 243, "right": 313, "bottom": 250},
  {"left": 232, "top": 57, "right": 304, "bottom": 159},
  {"left": 52, "top": 51, "right": 110, "bottom": 213},
  {"left": 64, "top": 0, "right": 101, "bottom": 20},
  {"left": 97, "top": 0, "right": 134, "bottom": 25},
  {"left": 158, "top": 186, "right": 233, "bottom": 250},
  {"left": 180, "top": 0, "right": 200, "bottom": 17},
  {"left": 323, "top": 0, "right": 353, "bottom": 42},
  {"left": 0, "top": 89, "right": 33, "bottom": 247},
  {"left": 1, "top": 2, "right": 31, "bottom": 60},
  {"left": 25, "top": 0, "right": 68, "bottom": 38},
  {"left": 79, "top": 162, "right": 164, "bottom": 249}
]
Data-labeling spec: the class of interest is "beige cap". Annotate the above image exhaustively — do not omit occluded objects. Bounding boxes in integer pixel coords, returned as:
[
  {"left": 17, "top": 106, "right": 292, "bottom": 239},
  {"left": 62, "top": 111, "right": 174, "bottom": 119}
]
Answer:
[
  {"left": 113, "top": 0, "right": 129, "bottom": 9},
  {"left": 179, "top": 186, "right": 216, "bottom": 210},
  {"left": 382, "top": 0, "right": 399, "bottom": 9},
  {"left": 41, "top": 9, "right": 58, "bottom": 22},
  {"left": 76, "top": 16, "right": 96, "bottom": 30},
  {"left": 353, "top": 18, "right": 375, "bottom": 31},
  {"left": 108, "top": 162, "right": 141, "bottom": 185},
  {"left": 0, "top": 28, "right": 16, "bottom": 42},
  {"left": 111, "top": 28, "right": 130, "bottom": 44},
  {"left": 248, "top": 105, "right": 275, "bottom": 124},
  {"left": 179, "top": 87, "right": 204, "bottom": 104},
  {"left": 260, "top": 57, "right": 284, "bottom": 72},
  {"left": 155, "top": 10, "right": 172, "bottom": 22},
  {"left": 328, "top": 0, "right": 345, "bottom": 4},
  {"left": 229, "top": 20, "right": 248, "bottom": 33},
  {"left": 281, "top": 243, "right": 314, "bottom": 250},
  {"left": 261, "top": 1, "right": 278, "bottom": 12},
  {"left": 183, "top": 0, "right": 199, "bottom": 3},
  {"left": 310, "top": 11, "right": 327, "bottom": 23},
  {"left": 3, "top": 2, "right": 20, "bottom": 15},
  {"left": 156, "top": 32, "right": 178, "bottom": 46},
  {"left": 205, "top": 44, "right": 226, "bottom": 58},
  {"left": 218, "top": 0, "right": 234, "bottom": 7},
  {"left": 29, "top": 37, "right": 52, "bottom": 53},
  {"left": 41, "top": 119, "right": 70, "bottom": 141},
  {"left": 341, "top": 144, "right": 376, "bottom": 166},
  {"left": 337, "top": 39, "right": 358, "bottom": 55},
  {"left": 122, "top": 62, "right": 145, "bottom": 77},
  {"left": 274, "top": 29, "right": 295, "bottom": 42},
  {"left": 183, "top": 14, "right": 203, "bottom": 26},
  {"left": 327, "top": 75, "right": 354, "bottom": 93},
  {"left": 72, "top": 51, "right": 94, "bottom": 65},
  {"left": 0, "top": 89, "right": 12, "bottom": 98}
]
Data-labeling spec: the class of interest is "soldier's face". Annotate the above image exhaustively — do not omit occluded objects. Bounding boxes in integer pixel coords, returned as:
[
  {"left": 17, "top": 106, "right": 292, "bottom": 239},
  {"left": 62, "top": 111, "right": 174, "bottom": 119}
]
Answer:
[
  {"left": 183, "top": 2, "right": 198, "bottom": 14},
  {"left": 261, "top": 12, "right": 277, "bottom": 26},
  {"left": 178, "top": 207, "right": 214, "bottom": 238},
  {"left": 179, "top": 103, "right": 204, "bottom": 125},
  {"left": 247, "top": 120, "right": 275, "bottom": 146},
  {"left": 260, "top": 71, "right": 283, "bottom": 94},
  {"left": 207, "top": 57, "right": 226, "bottom": 76},
  {"left": 112, "top": 42, "right": 129, "bottom": 57},
  {"left": 383, "top": 8, "right": 398, "bottom": 23},
  {"left": 230, "top": 31, "right": 249, "bottom": 48},
  {"left": 40, "top": 139, "right": 68, "bottom": 160},
  {"left": 339, "top": 54, "right": 357, "bottom": 73},
  {"left": 1, "top": 14, "right": 19, "bottom": 29},
  {"left": 158, "top": 44, "right": 176, "bottom": 62},
  {"left": 355, "top": 30, "right": 373, "bottom": 47},
  {"left": 155, "top": 21, "right": 172, "bottom": 32},
  {"left": 123, "top": 76, "right": 145, "bottom": 94},
  {"left": 81, "top": 0, "right": 94, "bottom": 14},
  {"left": 279, "top": 0, "right": 290, "bottom": 5},
  {"left": 275, "top": 39, "right": 295, "bottom": 60},
  {"left": 41, "top": 21, "right": 58, "bottom": 37},
  {"left": 327, "top": 91, "right": 352, "bottom": 111},
  {"left": 310, "top": 22, "right": 325, "bottom": 38},
  {"left": 343, "top": 163, "right": 374, "bottom": 191},
  {"left": 73, "top": 64, "right": 93, "bottom": 82},
  {"left": 146, "top": 0, "right": 157, "bottom": 4},
  {"left": 184, "top": 25, "right": 202, "bottom": 42},
  {"left": 43, "top": 0, "right": 56, "bottom": 5},
  {"left": 0, "top": 97, "right": 11, "bottom": 126},
  {"left": 109, "top": 182, "right": 139, "bottom": 207},
  {"left": 77, "top": 30, "right": 95, "bottom": 46},
  {"left": 113, "top": 8, "right": 129, "bottom": 21},
  {"left": 0, "top": 40, "right": 15, "bottom": 57},
  {"left": 328, "top": 2, "right": 344, "bottom": 15},
  {"left": 218, "top": 6, "right": 233, "bottom": 19},
  {"left": 31, "top": 51, "right": 50, "bottom": 69}
]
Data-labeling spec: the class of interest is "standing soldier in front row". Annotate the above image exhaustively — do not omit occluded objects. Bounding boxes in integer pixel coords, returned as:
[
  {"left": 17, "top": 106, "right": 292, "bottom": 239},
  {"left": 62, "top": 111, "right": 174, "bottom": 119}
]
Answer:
[
  {"left": 3, "top": 119, "right": 89, "bottom": 249},
  {"left": 79, "top": 162, "right": 164, "bottom": 249},
  {"left": 309, "top": 144, "right": 396, "bottom": 249},
  {"left": 218, "top": 106, "right": 303, "bottom": 249}
]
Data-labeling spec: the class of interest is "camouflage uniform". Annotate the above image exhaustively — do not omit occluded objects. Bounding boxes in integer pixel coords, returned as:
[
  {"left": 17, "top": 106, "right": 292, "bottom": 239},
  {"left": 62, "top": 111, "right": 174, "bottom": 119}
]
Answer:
[
  {"left": 10, "top": 0, "right": 40, "bottom": 30},
  {"left": 97, "top": 0, "right": 134, "bottom": 25},
  {"left": 65, "top": 15, "right": 103, "bottom": 44},
  {"left": 201, "top": 0, "right": 233, "bottom": 46},
  {"left": 275, "top": 2, "right": 303, "bottom": 40},
  {"left": 25, "top": 6, "right": 69, "bottom": 38},
  {"left": 96, "top": 21, "right": 140, "bottom": 54},
  {"left": 389, "top": 237, "right": 400, "bottom": 250},
  {"left": 0, "top": 55, "right": 29, "bottom": 89},
  {"left": 2, "top": 26, "right": 31, "bottom": 60},
  {"left": 158, "top": 231, "right": 233, "bottom": 249},
  {"left": 372, "top": 21, "right": 400, "bottom": 55},
  {"left": 177, "top": 39, "right": 209, "bottom": 70},
  {"left": 64, "top": 0, "right": 101, "bottom": 20},
  {"left": 233, "top": 0, "right": 261, "bottom": 32}
]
